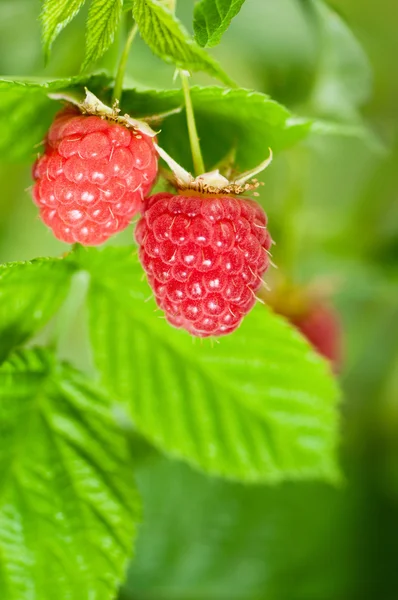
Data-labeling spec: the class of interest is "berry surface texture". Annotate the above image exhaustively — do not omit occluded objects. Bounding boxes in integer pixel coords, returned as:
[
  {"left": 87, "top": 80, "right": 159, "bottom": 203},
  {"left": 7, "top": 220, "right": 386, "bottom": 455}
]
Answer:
[
  {"left": 32, "top": 107, "right": 158, "bottom": 245},
  {"left": 136, "top": 192, "right": 272, "bottom": 337}
]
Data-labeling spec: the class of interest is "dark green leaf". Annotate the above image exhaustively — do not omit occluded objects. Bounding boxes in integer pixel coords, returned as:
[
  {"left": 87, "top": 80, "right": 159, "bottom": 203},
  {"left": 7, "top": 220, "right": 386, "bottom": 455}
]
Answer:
[
  {"left": 0, "top": 75, "right": 111, "bottom": 162},
  {"left": 0, "top": 348, "right": 139, "bottom": 600},
  {"left": 120, "top": 85, "right": 311, "bottom": 172},
  {"left": 193, "top": 0, "right": 246, "bottom": 48},
  {"left": 0, "top": 258, "right": 74, "bottom": 363},
  {"left": 77, "top": 247, "right": 341, "bottom": 484},
  {"left": 132, "top": 0, "right": 235, "bottom": 86},
  {"left": 41, "top": 0, "right": 87, "bottom": 59},
  {"left": 83, "top": 0, "right": 123, "bottom": 70}
]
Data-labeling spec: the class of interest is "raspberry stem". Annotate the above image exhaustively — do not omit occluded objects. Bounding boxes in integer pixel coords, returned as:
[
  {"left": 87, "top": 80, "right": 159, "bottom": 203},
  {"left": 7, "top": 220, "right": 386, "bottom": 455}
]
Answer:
[
  {"left": 180, "top": 70, "right": 206, "bottom": 176},
  {"left": 112, "top": 23, "right": 139, "bottom": 106}
]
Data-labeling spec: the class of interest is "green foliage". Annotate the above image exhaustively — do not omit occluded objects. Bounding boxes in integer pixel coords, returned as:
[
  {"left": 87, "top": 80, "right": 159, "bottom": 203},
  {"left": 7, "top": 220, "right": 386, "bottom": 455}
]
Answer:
[
  {"left": 0, "top": 0, "right": 384, "bottom": 596},
  {"left": 74, "top": 247, "right": 340, "bottom": 484},
  {"left": 40, "top": 0, "right": 87, "bottom": 59},
  {"left": 82, "top": 0, "right": 124, "bottom": 70},
  {"left": 41, "top": 0, "right": 123, "bottom": 68},
  {"left": 123, "top": 0, "right": 135, "bottom": 11},
  {"left": 0, "top": 75, "right": 372, "bottom": 166},
  {"left": 0, "top": 75, "right": 111, "bottom": 162},
  {"left": 0, "top": 348, "right": 139, "bottom": 600},
  {"left": 132, "top": 0, "right": 235, "bottom": 85},
  {"left": 121, "top": 86, "right": 310, "bottom": 171},
  {"left": 193, "top": 0, "right": 247, "bottom": 47},
  {"left": 0, "top": 258, "right": 74, "bottom": 363}
]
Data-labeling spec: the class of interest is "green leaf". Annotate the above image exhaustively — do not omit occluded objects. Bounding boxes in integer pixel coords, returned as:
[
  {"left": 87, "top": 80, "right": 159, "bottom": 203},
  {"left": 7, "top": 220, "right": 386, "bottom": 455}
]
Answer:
[
  {"left": 82, "top": 0, "right": 123, "bottom": 70},
  {"left": 193, "top": 0, "right": 246, "bottom": 48},
  {"left": 123, "top": 0, "right": 134, "bottom": 10},
  {"left": 0, "top": 348, "right": 139, "bottom": 600},
  {"left": 41, "top": 0, "right": 87, "bottom": 59},
  {"left": 0, "top": 258, "right": 74, "bottom": 363},
  {"left": 0, "top": 74, "right": 111, "bottom": 162},
  {"left": 120, "top": 86, "right": 311, "bottom": 172},
  {"left": 77, "top": 247, "right": 341, "bottom": 484},
  {"left": 132, "top": 0, "right": 235, "bottom": 86}
]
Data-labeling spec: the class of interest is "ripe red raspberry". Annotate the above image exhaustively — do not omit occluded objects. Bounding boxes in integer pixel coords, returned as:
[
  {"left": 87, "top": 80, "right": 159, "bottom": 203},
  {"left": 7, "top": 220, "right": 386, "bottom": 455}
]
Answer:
[
  {"left": 290, "top": 304, "right": 342, "bottom": 371},
  {"left": 135, "top": 192, "right": 272, "bottom": 337},
  {"left": 32, "top": 107, "right": 158, "bottom": 245}
]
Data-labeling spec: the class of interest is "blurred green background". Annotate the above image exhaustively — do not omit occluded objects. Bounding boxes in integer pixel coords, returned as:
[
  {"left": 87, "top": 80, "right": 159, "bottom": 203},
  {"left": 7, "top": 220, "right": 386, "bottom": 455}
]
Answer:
[{"left": 1, "top": 0, "right": 397, "bottom": 598}]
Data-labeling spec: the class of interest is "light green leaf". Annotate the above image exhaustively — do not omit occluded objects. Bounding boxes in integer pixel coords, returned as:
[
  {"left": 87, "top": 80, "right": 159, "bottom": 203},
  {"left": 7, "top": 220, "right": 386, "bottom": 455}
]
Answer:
[
  {"left": 123, "top": 0, "right": 135, "bottom": 10},
  {"left": 83, "top": 0, "right": 123, "bottom": 70},
  {"left": 0, "top": 348, "right": 139, "bottom": 600},
  {"left": 0, "top": 74, "right": 111, "bottom": 162},
  {"left": 132, "top": 0, "right": 235, "bottom": 86},
  {"left": 193, "top": 0, "right": 246, "bottom": 47},
  {"left": 41, "top": 0, "right": 87, "bottom": 59},
  {"left": 121, "top": 86, "right": 311, "bottom": 172},
  {"left": 77, "top": 247, "right": 341, "bottom": 484},
  {"left": 0, "top": 258, "right": 74, "bottom": 363}
]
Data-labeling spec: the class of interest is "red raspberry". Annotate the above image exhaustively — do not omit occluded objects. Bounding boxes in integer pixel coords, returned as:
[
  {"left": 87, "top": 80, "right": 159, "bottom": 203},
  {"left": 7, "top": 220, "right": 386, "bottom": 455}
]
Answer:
[
  {"left": 136, "top": 192, "right": 272, "bottom": 337},
  {"left": 290, "top": 304, "right": 342, "bottom": 371},
  {"left": 32, "top": 107, "right": 158, "bottom": 245}
]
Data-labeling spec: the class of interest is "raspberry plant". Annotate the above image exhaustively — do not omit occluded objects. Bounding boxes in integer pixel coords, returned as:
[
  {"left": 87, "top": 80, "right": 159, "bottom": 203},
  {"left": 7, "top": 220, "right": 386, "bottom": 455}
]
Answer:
[{"left": 0, "top": 0, "right": 375, "bottom": 598}]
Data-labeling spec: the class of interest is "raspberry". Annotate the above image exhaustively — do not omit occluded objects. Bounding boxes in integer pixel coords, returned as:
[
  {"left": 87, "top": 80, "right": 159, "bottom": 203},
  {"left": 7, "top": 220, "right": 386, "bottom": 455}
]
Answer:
[
  {"left": 136, "top": 192, "right": 272, "bottom": 337},
  {"left": 32, "top": 107, "right": 158, "bottom": 245},
  {"left": 290, "top": 304, "right": 342, "bottom": 371}
]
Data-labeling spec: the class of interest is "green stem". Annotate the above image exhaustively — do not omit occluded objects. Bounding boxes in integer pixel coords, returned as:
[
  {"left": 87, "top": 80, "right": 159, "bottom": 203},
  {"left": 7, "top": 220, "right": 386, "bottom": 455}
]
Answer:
[
  {"left": 180, "top": 70, "right": 205, "bottom": 176},
  {"left": 112, "top": 23, "right": 139, "bottom": 106}
]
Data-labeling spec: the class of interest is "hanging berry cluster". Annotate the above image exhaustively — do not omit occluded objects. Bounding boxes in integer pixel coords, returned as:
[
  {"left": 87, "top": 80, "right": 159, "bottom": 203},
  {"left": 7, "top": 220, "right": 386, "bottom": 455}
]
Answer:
[{"left": 32, "top": 92, "right": 273, "bottom": 338}]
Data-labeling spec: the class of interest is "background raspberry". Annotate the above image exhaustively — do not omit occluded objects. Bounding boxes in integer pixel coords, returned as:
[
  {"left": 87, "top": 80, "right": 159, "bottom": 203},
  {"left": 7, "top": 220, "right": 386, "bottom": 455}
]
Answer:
[
  {"left": 32, "top": 107, "right": 158, "bottom": 245},
  {"left": 136, "top": 192, "right": 272, "bottom": 337},
  {"left": 290, "top": 303, "right": 342, "bottom": 371}
]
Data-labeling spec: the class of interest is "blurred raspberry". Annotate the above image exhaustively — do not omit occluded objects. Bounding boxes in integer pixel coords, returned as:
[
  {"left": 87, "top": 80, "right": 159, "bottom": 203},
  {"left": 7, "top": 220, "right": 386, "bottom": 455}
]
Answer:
[
  {"left": 291, "top": 303, "right": 342, "bottom": 370},
  {"left": 32, "top": 107, "right": 158, "bottom": 245},
  {"left": 265, "top": 280, "right": 342, "bottom": 370},
  {"left": 136, "top": 192, "right": 272, "bottom": 337}
]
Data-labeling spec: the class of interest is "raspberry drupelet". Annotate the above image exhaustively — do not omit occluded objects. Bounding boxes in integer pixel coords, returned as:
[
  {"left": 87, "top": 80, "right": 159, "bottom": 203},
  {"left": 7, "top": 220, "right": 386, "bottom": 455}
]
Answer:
[
  {"left": 32, "top": 106, "right": 158, "bottom": 245},
  {"left": 136, "top": 192, "right": 272, "bottom": 337}
]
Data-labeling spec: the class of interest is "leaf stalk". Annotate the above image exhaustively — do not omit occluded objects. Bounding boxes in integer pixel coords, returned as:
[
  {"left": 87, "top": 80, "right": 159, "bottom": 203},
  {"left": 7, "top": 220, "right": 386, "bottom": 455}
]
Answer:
[
  {"left": 112, "top": 22, "right": 139, "bottom": 106},
  {"left": 180, "top": 70, "right": 205, "bottom": 176}
]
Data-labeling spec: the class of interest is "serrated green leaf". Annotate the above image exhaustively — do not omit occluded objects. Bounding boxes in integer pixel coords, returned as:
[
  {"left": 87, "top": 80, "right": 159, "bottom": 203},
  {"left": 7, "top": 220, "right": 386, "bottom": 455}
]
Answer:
[
  {"left": 193, "top": 0, "right": 246, "bottom": 48},
  {"left": 82, "top": 0, "right": 123, "bottom": 70},
  {"left": 41, "top": 0, "right": 87, "bottom": 59},
  {"left": 76, "top": 247, "right": 341, "bottom": 484},
  {"left": 0, "top": 258, "right": 74, "bottom": 363},
  {"left": 120, "top": 86, "right": 311, "bottom": 172},
  {"left": 0, "top": 347, "right": 139, "bottom": 600},
  {"left": 0, "top": 74, "right": 111, "bottom": 162},
  {"left": 132, "top": 0, "right": 234, "bottom": 86}
]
